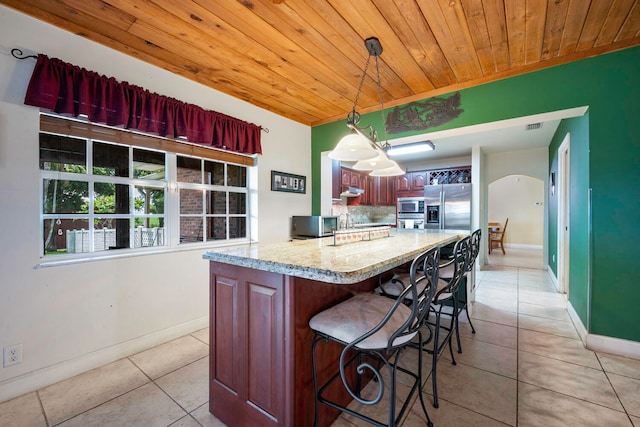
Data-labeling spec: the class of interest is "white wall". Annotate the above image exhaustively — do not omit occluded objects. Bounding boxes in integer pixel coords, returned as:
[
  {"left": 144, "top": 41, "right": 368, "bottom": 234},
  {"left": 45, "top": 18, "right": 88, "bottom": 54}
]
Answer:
[
  {"left": 0, "top": 5, "right": 310, "bottom": 402},
  {"left": 483, "top": 147, "right": 548, "bottom": 261},
  {"left": 488, "top": 175, "right": 544, "bottom": 246}
]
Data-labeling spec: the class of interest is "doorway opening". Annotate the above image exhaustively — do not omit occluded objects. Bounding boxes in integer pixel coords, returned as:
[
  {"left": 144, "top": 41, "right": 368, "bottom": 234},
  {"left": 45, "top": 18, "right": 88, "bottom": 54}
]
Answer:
[{"left": 487, "top": 174, "right": 544, "bottom": 269}]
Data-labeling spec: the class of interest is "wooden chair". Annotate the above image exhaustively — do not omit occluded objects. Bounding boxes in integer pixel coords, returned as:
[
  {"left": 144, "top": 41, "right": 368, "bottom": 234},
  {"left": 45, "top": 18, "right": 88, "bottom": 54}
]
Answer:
[{"left": 489, "top": 218, "right": 508, "bottom": 255}]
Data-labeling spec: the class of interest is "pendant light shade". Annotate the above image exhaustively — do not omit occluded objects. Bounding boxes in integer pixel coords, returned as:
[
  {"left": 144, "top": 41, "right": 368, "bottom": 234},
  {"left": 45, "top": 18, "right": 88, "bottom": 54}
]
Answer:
[
  {"left": 328, "top": 133, "right": 378, "bottom": 161},
  {"left": 369, "top": 161, "right": 405, "bottom": 177},
  {"left": 352, "top": 147, "right": 397, "bottom": 171}
]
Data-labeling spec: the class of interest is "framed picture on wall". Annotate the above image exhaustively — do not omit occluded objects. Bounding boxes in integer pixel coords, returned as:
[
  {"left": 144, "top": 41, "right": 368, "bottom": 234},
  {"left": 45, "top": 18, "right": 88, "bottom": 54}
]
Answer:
[{"left": 271, "top": 170, "right": 306, "bottom": 194}]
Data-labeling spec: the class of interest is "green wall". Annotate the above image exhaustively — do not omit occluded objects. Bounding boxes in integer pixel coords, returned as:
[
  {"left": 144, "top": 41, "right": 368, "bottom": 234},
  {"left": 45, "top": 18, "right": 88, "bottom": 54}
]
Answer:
[
  {"left": 311, "top": 46, "right": 640, "bottom": 342},
  {"left": 548, "top": 114, "right": 590, "bottom": 326}
]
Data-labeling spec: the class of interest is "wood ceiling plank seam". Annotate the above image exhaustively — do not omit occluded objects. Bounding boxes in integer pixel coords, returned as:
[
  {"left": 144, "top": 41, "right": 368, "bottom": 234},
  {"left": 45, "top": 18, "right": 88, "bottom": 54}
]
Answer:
[
  {"left": 292, "top": 0, "right": 415, "bottom": 100},
  {"left": 387, "top": 0, "right": 458, "bottom": 87},
  {"left": 557, "top": 0, "right": 591, "bottom": 55},
  {"left": 416, "top": 0, "right": 470, "bottom": 80},
  {"left": 146, "top": 0, "right": 355, "bottom": 113},
  {"left": 368, "top": 0, "right": 438, "bottom": 90},
  {"left": 540, "top": 0, "right": 570, "bottom": 60},
  {"left": 481, "top": 0, "right": 510, "bottom": 73},
  {"left": 504, "top": 0, "right": 526, "bottom": 66},
  {"left": 416, "top": 0, "right": 483, "bottom": 81},
  {"left": 327, "top": 0, "right": 434, "bottom": 94},
  {"left": 615, "top": 0, "right": 640, "bottom": 40},
  {"left": 125, "top": 19, "right": 332, "bottom": 119},
  {"left": 461, "top": 0, "right": 492, "bottom": 49},
  {"left": 244, "top": 0, "right": 385, "bottom": 106},
  {"left": 594, "top": 0, "right": 637, "bottom": 46},
  {"left": 523, "top": 0, "right": 547, "bottom": 65},
  {"left": 576, "top": 0, "right": 615, "bottom": 51},
  {"left": 460, "top": 0, "right": 500, "bottom": 74},
  {"left": 438, "top": 0, "right": 485, "bottom": 79}
]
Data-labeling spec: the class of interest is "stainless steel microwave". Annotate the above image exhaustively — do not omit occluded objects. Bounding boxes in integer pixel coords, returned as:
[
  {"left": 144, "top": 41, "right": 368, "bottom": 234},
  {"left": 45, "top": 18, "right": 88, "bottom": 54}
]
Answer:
[
  {"left": 291, "top": 216, "right": 338, "bottom": 238},
  {"left": 397, "top": 197, "right": 425, "bottom": 214}
]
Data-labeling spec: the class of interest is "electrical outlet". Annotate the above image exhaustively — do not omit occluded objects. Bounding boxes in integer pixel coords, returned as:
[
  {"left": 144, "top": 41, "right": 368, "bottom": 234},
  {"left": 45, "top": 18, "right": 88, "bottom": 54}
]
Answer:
[{"left": 3, "top": 344, "right": 23, "bottom": 367}]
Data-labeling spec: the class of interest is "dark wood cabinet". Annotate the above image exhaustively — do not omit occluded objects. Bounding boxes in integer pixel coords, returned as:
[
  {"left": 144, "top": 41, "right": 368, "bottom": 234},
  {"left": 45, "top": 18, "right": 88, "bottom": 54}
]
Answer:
[
  {"left": 331, "top": 160, "right": 341, "bottom": 199},
  {"left": 349, "top": 171, "right": 360, "bottom": 189},
  {"left": 396, "top": 166, "right": 471, "bottom": 197},
  {"left": 340, "top": 168, "right": 351, "bottom": 187},
  {"left": 209, "top": 263, "right": 287, "bottom": 427},
  {"left": 376, "top": 176, "right": 396, "bottom": 206},
  {"left": 410, "top": 171, "right": 428, "bottom": 190},
  {"left": 339, "top": 167, "right": 398, "bottom": 206}
]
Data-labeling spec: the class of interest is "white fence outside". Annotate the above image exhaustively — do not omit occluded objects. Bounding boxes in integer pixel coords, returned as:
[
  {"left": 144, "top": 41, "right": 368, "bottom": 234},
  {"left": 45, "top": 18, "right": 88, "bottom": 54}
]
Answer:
[{"left": 66, "top": 227, "right": 165, "bottom": 253}]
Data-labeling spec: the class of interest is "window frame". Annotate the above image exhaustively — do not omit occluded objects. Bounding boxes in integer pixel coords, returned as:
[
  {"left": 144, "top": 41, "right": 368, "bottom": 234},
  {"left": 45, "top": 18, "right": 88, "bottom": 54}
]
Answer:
[{"left": 38, "top": 115, "right": 255, "bottom": 262}]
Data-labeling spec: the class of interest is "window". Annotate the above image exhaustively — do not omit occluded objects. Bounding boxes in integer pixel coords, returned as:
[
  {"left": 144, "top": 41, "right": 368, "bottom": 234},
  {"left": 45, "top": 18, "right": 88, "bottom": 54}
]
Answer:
[
  {"left": 177, "top": 156, "right": 248, "bottom": 243},
  {"left": 40, "top": 122, "right": 250, "bottom": 259}
]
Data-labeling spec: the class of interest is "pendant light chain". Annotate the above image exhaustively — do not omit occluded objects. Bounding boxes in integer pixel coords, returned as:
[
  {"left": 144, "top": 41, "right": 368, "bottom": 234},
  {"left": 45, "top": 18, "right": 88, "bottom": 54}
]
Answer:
[
  {"left": 375, "top": 55, "right": 390, "bottom": 150},
  {"left": 348, "top": 54, "right": 372, "bottom": 127}
]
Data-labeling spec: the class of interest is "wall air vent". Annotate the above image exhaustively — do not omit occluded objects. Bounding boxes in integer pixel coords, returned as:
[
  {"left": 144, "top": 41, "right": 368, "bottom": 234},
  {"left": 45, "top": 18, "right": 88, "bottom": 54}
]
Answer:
[{"left": 526, "top": 123, "right": 542, "bottom": 131}]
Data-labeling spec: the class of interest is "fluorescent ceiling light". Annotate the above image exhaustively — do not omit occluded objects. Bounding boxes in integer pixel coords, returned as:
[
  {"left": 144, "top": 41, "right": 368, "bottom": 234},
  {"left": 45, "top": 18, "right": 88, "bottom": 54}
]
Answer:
[{"left": 386, "top": 141, "right": 435, "bottom": 156}]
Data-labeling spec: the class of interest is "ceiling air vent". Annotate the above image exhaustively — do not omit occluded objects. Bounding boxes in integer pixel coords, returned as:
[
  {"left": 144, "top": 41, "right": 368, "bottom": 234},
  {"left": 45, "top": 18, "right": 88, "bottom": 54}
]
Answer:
[{"left": 526, "top": 123, "right": 542, "bottom": 131}]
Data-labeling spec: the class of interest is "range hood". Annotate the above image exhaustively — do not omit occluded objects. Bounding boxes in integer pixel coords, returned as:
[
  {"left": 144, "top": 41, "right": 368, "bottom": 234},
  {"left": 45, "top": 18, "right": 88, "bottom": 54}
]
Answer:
[{"left": 340, "top": 186, "right": 365, "bottom": 197}]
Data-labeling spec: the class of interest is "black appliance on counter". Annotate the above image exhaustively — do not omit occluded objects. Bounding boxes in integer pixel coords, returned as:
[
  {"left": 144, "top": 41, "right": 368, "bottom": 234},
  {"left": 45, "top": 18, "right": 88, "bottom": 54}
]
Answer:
[{"left": 291, "top": 216, "right": 338, "bottom": 239}]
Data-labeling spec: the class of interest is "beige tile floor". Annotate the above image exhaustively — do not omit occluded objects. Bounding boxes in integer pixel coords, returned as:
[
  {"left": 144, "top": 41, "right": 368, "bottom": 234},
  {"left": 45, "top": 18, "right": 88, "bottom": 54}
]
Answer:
[{"left": 2, "top": 266, "right": 640, "bottom": 427}]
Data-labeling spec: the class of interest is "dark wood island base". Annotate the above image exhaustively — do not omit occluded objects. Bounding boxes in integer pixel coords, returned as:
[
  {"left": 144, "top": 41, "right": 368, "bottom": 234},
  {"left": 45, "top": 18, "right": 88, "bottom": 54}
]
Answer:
[{"left": 204, "top": 230, "right": 462, "bottom": 426}]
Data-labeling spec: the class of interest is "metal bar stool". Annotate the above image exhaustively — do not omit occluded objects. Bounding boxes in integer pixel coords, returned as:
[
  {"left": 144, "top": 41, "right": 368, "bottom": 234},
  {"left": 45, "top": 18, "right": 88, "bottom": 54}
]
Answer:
[
  {"left": 310, "top": 247, "right": 439, "bottom": 427},
  {"left": 438, "top": 229, "right": 481, "bottom": 353},
  {"left": 424, "top": 235, "right": 471, "bottom": 408}
]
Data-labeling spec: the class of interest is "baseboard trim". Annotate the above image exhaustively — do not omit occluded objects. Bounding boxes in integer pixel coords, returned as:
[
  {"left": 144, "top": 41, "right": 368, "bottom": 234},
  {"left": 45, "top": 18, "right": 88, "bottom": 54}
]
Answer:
[
  {"left": 503, "top": 243, "right": 543, "bottom": 250},
  {"left": 0, "top": 316, "right": 208, "bottom": 403},
  {"left": 586, "top": 334, "right": 640, "bottom": 360},
  {"left": 566, "top": 302, "right": 640, "bottom": 360},
  {"left": 547, "top": 266, "right": 559, "bottom": 292},
  {"left": 567, "top": 301, "right": 588, "bottom": 343}
]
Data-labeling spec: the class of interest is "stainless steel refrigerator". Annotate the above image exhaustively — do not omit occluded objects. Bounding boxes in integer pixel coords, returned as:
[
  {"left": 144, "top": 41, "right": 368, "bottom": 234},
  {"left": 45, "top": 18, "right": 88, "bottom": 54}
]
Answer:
[{"left": 424, "top": 183, "right": 471, "bottom": 231}]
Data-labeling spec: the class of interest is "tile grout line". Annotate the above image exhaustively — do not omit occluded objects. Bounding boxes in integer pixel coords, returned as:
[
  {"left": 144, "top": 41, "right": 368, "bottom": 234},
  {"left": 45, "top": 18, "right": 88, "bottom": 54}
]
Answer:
[
  {"left": 35, "top": 390, "right": 50, "bottom": 427},
  {"left": 594, "top": 352, "right": 635, "bottom": 424}
]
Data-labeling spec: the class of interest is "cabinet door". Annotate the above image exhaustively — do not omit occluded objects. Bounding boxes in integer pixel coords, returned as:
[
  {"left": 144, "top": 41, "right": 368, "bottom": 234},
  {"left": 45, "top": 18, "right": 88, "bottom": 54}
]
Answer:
[
  {"left": 209, "top": 263, "right": 286, "bottom": 427},
  {"left": 376, "top": 177, "right": 389, "bottom": 206},
  {"left": 411, "top": 172, "right": 427, "bottom": 190},
  {"left": 360, "top": 175, "right": 369, "bottom": 205},
  {"left": 396, "top": 175, "right": 410, "bottom": 192},
  {"left": 341, "top": 168, "right": 351, "bottom": 186},
  {"left": 350, "top": 172, "right": 360, "bottom": 189},
  {"left": 332, "top": 161, "right": 341, "bottom": 199}
]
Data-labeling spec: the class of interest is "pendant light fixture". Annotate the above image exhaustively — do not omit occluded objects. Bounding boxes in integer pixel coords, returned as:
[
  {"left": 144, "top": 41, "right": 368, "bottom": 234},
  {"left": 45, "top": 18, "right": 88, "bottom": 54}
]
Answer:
[{"left": 328, "top": 38, "right": 409, "bottom": 177}]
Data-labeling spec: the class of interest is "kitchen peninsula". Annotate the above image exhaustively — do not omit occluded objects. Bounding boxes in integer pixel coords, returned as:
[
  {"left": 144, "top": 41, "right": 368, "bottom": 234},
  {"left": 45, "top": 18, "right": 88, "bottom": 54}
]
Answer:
[{"left": 203, "top": 229, "right": 462, "bottom": 427}]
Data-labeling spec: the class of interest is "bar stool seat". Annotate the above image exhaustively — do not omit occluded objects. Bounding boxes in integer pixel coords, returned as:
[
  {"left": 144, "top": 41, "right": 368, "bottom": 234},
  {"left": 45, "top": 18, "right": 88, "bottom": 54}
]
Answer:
[{"left": 309, "top": 293, "right": 415, "bottom": 349}]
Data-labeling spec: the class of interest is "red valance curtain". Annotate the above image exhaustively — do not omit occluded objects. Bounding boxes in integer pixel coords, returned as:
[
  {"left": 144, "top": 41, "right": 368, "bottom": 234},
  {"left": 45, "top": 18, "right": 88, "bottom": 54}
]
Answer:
[{"left": 24, "top": 55, "right": 262, "bottom": 155}]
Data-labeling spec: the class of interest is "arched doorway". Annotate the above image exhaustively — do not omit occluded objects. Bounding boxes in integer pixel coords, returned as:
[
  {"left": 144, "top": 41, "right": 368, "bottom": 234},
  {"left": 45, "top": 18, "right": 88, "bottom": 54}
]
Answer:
[{"left": 487, "top": 174, "right": 544, "bottom": 269}]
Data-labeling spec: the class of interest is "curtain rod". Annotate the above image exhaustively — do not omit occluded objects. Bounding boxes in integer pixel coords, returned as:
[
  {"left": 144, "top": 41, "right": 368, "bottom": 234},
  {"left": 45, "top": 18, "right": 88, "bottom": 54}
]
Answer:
[{"left": 11, "top": 48, "right": 270, "bottom": 133}]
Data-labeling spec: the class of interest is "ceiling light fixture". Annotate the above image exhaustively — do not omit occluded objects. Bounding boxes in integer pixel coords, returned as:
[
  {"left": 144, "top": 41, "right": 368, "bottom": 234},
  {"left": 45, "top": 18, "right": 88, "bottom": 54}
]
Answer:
[
  {"left": 386, "top": 140, "right": 436, "bottom": 157},
  {"left": 328, "top": 37, "right": 405, "bottom": 177}
]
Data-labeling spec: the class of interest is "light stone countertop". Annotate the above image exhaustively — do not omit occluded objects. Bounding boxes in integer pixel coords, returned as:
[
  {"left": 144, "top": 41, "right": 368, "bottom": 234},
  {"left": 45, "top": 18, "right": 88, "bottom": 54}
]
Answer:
[{"left": 203, "top": 229, "right": 465, "bottom": 284}]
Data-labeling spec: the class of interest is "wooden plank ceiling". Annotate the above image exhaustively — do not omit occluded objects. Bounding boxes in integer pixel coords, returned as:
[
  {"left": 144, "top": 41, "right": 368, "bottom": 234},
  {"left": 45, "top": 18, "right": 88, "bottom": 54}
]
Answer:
[{"left": 3, "top": 0, "right": 640, "bottom": 126}]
